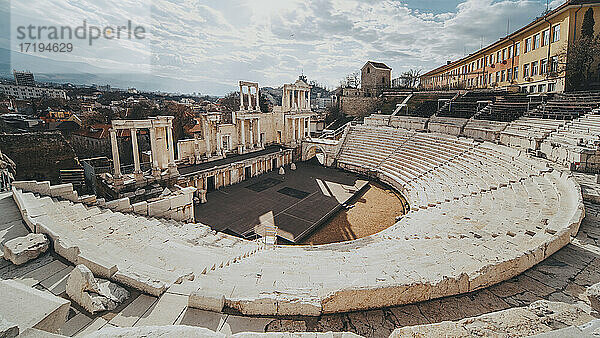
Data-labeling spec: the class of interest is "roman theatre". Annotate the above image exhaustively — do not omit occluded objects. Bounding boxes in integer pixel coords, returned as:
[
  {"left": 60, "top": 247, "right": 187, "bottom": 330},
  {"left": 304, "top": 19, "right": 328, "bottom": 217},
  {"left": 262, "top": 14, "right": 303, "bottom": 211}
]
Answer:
[{"left": 3, "top": 84, "right": 600, "bottom": 337}]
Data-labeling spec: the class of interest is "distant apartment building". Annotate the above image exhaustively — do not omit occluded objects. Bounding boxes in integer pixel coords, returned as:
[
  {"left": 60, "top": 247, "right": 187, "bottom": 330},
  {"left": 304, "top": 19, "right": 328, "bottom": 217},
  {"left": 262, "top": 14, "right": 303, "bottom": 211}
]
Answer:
[
  {"left": 0, "top": 84, "right": 67, "bottom": 100},
  {"left": 313, "top": 97, "right": 333, "bottom": 109},
  {"left": 421, "top": 0, "right": 600, "bottom": 93},
  {"left": 13, "top": 70, "right": 35, "bottom": 87}
]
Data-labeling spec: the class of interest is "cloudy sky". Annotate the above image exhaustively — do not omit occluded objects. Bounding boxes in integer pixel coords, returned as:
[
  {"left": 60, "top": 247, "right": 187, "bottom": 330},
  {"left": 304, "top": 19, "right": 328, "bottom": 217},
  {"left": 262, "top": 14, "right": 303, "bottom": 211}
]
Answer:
[{"left": 5, "top": 0, "right": 564, "bottom": 95}]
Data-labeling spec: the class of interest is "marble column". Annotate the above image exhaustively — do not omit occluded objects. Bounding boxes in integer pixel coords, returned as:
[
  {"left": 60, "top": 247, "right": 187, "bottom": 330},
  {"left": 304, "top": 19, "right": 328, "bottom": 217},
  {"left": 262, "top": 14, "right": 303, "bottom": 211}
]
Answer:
[
  {"left": 149, "top": 127, "right": 161, "bottom": 178},
  {"left": 255, "top": 86, "right": 260, "bottom": 110},
  {"left": 205, "top": 124, "right": 212, "bottom": 159},
  {"left": 249, "top": 119, "right": 254, "bottom": 148},
  {"left": 293, "top": 118, "right": 298, "bottom": 142},
  {"left": 246, "top": 88, "right": 252, "bottom": 111},
  {"left": 110, "top": 129, "right": 122, "bottom": 179},
  {"left": 240, "top": 119, "right": 246, "bottom": 152},
  {"left": 216, "top": 130, "right": 222, "bottom": 155},
  {"left": 166, "top": 124, "right": 178, "bottom": 176},
  {"left": 240, "top": 84, "right": 244, "bottom": 111},
  {"left": 131, "top": 128, "right": 143, "bottom": 181},
  {"left": 256, "top": 118, "right": 262, "bottom": 147}
]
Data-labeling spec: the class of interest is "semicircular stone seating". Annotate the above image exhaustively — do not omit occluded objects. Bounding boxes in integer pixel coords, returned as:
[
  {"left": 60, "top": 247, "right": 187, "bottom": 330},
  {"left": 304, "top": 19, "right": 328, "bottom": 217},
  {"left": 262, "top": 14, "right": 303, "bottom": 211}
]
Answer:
[{"left": 12, "top": 123, "right": 584, "bottom": 317}]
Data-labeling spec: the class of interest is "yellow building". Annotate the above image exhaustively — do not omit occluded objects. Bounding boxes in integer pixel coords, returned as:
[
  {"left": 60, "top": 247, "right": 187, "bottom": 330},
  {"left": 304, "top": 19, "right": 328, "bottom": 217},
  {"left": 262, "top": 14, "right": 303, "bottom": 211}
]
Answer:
[{"left": 421, "top": 0, "right": 600, "bottom": 93}]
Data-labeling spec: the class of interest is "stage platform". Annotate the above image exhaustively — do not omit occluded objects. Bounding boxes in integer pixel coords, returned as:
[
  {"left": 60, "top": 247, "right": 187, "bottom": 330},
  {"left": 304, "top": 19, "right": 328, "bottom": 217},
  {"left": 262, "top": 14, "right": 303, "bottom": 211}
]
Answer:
[
  {"left": 194, "top": 161, "right": 369, "bottom": 243},
  {"left": 178, "top": 145, "right": 283, "bottom": 176}
]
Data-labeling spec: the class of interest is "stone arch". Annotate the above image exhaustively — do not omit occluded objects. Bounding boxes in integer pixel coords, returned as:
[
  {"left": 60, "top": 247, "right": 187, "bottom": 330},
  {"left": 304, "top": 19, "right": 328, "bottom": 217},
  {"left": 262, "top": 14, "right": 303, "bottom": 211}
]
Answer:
[{"left": 303, "top": 144, "right": 328, "bottom": 165}]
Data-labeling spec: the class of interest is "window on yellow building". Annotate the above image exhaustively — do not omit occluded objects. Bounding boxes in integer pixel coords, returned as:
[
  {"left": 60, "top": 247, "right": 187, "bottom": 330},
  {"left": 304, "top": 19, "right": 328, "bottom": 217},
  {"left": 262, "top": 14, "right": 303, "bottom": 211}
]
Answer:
[
  {"left": 508, "top": 46, "right": 513, "bottom": 58},
  {"left": 501, "top": 70, "right": 506, "bottom": 82},
  {"left": 532, "top": 61, "right": 539, "bottom": 76},
  {"left": 502, "top": 49, "right": 506, "bottom": 61},
  {"left": 515, "top": 42, "right": 521, "bottom": 56},
  {"left": 514, "top": 66, "right": 519, "bottom": 80},
  {"left": 496, "top": 72, "right": 500, "bottom": 83},
  {"left": 525, "top": 38, "right": 532, "bottom": 52},
  {"left": 496, "top": 51, "right": 501, "bottom": 63},
  {"left": 552, "top": 24, "right": 560, "bottom": 42},
  {"left": 540, "top": 59, "right": 548, "bottom": 74},
  {"left": 534, "top": 34, "right": 540, "bottom": 49},
  {"left": 550, "top": 56, "right": 558, "bottom": 73},
  {"left": 524, "top": 64, "right": 530, "bottom": 78},
  {"left": 542, "top": 29, "right": 550, "bottom": 46},
  {"left": 507, "top": 69, "right": 512, "bottom": 82}
]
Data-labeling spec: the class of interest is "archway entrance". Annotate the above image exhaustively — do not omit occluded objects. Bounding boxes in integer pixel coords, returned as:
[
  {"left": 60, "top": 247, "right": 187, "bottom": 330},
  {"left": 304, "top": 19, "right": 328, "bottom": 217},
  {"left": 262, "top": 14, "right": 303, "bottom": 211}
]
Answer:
[{"left": 305, "top": 145, "right": 327, "bottom": 166}]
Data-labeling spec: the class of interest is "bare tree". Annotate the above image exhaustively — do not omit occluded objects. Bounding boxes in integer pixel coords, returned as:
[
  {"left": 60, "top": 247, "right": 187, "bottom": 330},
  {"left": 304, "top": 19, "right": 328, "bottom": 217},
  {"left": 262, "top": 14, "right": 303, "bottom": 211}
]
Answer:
[
  {"left": 340, "top": 72, "right": 361, "bottom": 88},
  {"left": 398, "top": 69, "right": 422, "bottom": 89}
]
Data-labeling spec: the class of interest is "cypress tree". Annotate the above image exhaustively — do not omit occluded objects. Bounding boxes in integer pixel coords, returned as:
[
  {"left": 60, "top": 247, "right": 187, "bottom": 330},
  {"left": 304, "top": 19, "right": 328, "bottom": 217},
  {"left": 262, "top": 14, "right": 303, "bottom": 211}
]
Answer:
[{"left": 582, "top": 8, "right": 595, "bottom": 39}]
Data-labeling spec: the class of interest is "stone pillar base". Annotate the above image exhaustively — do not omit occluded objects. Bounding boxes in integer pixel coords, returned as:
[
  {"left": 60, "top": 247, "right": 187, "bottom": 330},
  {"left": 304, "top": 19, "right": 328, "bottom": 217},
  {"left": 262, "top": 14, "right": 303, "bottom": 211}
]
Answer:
[
  {"left": 168, "top": 165, "right": 179, "bottom": 177},
  {"left": 152, "top": 168, "right": 162, "bottom": 178},
  {"left": 134, "top": 172, "right": 144, "bottom": 182},
  {"left": 114, "top": 177, "right": 124, "bottom": 187}
]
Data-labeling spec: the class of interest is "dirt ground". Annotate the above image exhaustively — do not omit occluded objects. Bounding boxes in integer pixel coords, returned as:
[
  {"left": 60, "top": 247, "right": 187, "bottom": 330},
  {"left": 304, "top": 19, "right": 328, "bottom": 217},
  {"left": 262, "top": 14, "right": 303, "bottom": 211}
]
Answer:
[{"left": 301, "top": 182, "right": 407, "bottom": 245}]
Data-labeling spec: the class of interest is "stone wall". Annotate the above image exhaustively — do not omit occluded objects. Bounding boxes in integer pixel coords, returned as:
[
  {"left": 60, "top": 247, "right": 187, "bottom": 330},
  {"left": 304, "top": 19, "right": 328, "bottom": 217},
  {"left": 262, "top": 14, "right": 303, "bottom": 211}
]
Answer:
[
  {"left": 0, "top": 132, "right": 79, "bottom": 184},
  {"left": 12, "top": 180, "right": 196, "bottom": 223},
  {"left": 340, "top": 97, "right": 381, "bottom": 117},
  {"left": 0, "top": 149, "right": 16, "bottom": 191},
  {"left": 389, "top": 116, "right": 428, "bottom": 131},
  {"left": 540, "top": 141, "right": 600, "bottom": 172},
  {"left": 427, "top": 117, "right": 468, "bottom": 136}
]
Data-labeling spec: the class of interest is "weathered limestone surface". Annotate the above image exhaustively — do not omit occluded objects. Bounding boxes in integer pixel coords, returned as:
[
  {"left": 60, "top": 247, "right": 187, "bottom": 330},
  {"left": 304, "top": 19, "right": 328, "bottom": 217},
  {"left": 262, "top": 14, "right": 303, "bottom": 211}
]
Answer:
[
  {"left": 587, "top": 282, "right": 600, "bottom": 313},
  {"left": 189, "top": 287, "right": 225, "bottom": 312},
  {"left": 66, "top": 265, "right": 129, "bottom": 314},
  {"left": 530, "top": 319, "right": 600, "bottom": 337},
  {"left": 389, "top": 300, "right": 595, "bottom": 338},
  {"left": 0, "top": 280, "right": 70, "bottom": 334},
  {"left": 83, "top": 325, "right": 362, "bottom": 337},
  {"left": 2, "top": 233, "right": 49, "bottom": 265},
  {"left": 17, "top": 327, "right": 65, "bottom": 337},
  {"left": 0, "top": 315, "right": 19, "bottom": 338}
]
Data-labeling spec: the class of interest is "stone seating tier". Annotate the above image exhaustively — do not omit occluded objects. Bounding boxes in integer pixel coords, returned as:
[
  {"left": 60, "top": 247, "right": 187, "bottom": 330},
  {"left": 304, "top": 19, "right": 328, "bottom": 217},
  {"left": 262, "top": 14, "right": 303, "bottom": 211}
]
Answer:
[
  {"left": 199, "top": 160, "right": 581, "bottom": 315},
  {"left": 12, "top": 188, "right": 261, "bottom": 297}
]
